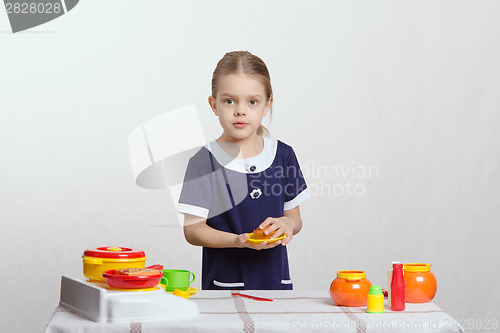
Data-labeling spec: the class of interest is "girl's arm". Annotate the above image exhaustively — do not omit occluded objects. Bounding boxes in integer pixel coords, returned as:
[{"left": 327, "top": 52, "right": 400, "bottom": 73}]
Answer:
[
  {"left": 283, "top": 206, "right": 303, "bottom": 235},
  {"left": 183, "top": 214, "right": 239, "bottom": 248},
  {"left": 183, "top": 214, "right": 284, "bottom": 250}
]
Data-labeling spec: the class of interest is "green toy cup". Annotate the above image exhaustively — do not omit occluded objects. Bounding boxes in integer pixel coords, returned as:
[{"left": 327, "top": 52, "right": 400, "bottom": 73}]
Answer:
[{"left": 160, "top": 269, "right": 195, "bottom": 291}]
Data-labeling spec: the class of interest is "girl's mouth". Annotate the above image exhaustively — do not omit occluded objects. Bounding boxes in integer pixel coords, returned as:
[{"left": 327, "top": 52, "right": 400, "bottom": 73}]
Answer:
[{"left": 234, "top": 122, "right": 248, "bottom": 128}]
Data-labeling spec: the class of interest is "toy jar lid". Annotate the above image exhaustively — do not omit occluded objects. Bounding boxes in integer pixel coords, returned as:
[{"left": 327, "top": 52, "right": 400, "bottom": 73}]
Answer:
[
  {"left": 403, "top": 263, "right": 432, "bottom": 272},
  {"left": 83, "top": 247, "right": 146, "bottom": 259},
  {"left": 337, "top": 270, "right": 366, "bottom": 281}
]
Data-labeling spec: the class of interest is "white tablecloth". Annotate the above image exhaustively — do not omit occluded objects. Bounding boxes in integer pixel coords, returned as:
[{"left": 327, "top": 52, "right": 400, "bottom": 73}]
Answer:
[{"left": 45, "top": 290, "right": 463, "bottom": 333}]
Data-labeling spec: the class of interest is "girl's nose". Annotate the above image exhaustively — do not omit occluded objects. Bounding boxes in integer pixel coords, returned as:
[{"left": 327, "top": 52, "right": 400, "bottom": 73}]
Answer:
[{"left": 235, "top": 105, "right": 247, "bottom": 116}]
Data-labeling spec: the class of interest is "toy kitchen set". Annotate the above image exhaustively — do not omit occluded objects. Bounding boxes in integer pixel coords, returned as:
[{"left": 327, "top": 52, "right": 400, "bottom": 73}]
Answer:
[{"left": 59, "top": 246, "right": 199, "bottom": 323}]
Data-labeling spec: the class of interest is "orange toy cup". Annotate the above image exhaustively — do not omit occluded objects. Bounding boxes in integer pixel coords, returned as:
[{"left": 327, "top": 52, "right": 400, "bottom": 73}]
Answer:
[
  {"left": 330, "top": 271, "right": 372, "bottom": 307},
  {"left": 403, "top": 263, "right": 437, "bottom": 303}
]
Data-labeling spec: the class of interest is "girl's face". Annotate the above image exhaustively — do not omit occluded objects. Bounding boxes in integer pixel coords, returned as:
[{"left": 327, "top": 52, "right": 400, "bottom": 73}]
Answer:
[{"left": 209, "top": 73, "right": 272, "bottom": 142}]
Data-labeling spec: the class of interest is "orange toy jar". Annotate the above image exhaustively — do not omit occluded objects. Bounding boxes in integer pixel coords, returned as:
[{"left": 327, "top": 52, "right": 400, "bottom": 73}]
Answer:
[
  {"left": 330, "top": 271, "right": 372, "bottom": 307},
  {"left": 403, "top": 263, "right": 437, "bottom": 303}
]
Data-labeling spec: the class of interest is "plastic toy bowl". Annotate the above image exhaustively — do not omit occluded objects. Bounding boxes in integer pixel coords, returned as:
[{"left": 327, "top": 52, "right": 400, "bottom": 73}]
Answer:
[
  {"left": 330, "top": 270, "right": 371, "bottom": 307},
  {"left": 403, "top": 263, "right": 437, "bottom": 303},
  {"left": 102, "top": 265, "right": 164, "bottom": 289}
]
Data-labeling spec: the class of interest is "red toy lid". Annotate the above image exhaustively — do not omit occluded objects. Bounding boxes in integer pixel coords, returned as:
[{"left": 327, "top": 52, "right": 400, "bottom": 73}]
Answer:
[{"left": 83, "top": 247, "right": 146, "bottom": 259}]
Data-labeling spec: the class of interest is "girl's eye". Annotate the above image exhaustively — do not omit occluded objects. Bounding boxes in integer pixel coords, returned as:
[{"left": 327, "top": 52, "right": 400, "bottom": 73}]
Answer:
[
  {"left": 224, "top": 99, "right": 234, "bottom": 105},
  {"left": 249, "top": 100, "right": 258, "bottom": 105}
]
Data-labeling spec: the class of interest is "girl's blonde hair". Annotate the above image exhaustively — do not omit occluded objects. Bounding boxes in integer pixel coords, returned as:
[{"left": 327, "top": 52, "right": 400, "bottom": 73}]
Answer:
[{"left": 211, "top": 50, "right": 272, "bottom": 137}]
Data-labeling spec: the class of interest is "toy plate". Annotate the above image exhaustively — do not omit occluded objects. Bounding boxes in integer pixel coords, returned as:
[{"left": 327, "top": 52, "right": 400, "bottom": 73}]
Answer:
[
  {"left": 247, "top": 233, "right": 287, "bottom": 244},
  {"left": 102, "top": 265, "right": 164, "bottom": 289}
]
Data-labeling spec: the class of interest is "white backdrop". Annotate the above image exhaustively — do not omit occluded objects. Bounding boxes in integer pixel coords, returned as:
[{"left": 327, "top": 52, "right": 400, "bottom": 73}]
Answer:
[{"left": 1, "top": 1, "right": 499, "bottom": 332}]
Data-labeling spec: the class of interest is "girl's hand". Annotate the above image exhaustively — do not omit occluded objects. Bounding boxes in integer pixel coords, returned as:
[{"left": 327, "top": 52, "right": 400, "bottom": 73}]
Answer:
[
  {"left": 236, "top": 216, "right": 295, "bottom": 250},
  {"left": 253, "top": 216, "right": 296, "bottom": 247}
]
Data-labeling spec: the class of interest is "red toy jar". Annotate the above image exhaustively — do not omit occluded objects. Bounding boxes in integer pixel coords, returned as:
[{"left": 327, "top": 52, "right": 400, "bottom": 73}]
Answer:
[
  {"left": 403, "top": 263, "right": 437, "bottom": 303},
  {"left": 330, "top": 271, "right": 372, "bottom": 307}
]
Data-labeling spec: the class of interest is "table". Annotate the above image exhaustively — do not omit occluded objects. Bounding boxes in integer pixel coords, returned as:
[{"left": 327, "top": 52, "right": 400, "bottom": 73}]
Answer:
[{"left": 45, "top": 290, "right": 464, "bottom": 333}]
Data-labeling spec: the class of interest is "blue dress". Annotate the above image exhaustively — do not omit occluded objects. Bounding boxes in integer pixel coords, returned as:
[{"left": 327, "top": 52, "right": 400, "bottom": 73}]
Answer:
[{"left": 177, "top": 136, "right": 309, "bottom": 290}]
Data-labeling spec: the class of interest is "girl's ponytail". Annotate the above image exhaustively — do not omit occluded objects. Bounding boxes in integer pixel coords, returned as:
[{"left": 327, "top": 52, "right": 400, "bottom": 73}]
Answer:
[{"left": 257, "top": 125, "right": 267, "bottom": 137}]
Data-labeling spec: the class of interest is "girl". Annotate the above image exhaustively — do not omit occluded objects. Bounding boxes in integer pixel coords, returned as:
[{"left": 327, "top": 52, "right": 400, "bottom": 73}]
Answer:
[{"left": 177, "top": 51, "right": 310, "bottom": 290}]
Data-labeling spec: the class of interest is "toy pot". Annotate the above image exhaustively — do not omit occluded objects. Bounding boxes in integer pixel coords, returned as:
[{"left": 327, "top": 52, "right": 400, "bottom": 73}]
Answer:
[
  {"left": 82, "top": 247, "right": 146, "bottom": 282},
  {"left": 403, "top": 263, "right": 437, "bottom": 303},
  {"left": 330, "top": 271, "right": 371, "bottom": 307}
]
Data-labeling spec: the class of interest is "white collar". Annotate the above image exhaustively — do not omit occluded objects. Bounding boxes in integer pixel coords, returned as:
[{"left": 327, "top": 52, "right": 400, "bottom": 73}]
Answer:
[{"left": 207, "top": 136, "right": 278, "bottom": 174}]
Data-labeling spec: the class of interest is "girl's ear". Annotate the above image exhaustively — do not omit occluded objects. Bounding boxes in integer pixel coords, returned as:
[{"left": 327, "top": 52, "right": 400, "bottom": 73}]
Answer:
[
  {"left": 264, "top": 96, "right": 273, "bottom": 116},
  {"left": 208, "top": 95, "right": 217, "bottom": 115}
]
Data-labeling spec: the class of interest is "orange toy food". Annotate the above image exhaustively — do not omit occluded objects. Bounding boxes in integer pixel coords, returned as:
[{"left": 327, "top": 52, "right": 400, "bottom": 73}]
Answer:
[
  {"left": 252, "top": 225, "right": 277, "bottom": 239},
  {"left": 114, "top": 268, "right": 161, "bottom": 276}
]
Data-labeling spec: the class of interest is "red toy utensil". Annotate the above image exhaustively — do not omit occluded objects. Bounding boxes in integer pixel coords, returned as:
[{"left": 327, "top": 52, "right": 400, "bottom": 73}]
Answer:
[{"left": 232, "top": 292, "right": 273, "bottom": 302}]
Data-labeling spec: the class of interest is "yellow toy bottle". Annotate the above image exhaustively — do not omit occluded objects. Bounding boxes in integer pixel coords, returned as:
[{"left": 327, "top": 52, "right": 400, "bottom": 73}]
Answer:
[{"left": 366, "top": 284, "right": 385, "bottom": 313}]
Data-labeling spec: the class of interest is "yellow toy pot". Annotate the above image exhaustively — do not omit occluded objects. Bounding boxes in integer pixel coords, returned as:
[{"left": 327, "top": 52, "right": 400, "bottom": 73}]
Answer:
[{"left": 82, "top": 247, "right": 146, "bottom": 282}]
